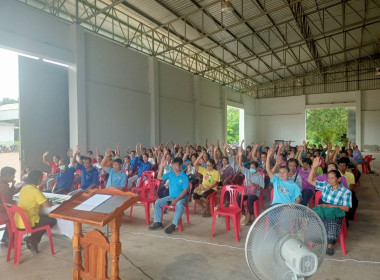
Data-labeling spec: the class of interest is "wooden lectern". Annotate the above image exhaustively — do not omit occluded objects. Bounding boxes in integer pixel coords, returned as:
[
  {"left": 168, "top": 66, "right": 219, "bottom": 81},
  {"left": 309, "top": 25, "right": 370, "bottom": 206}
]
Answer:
[{"left": 49, "top": 187, "right": 139, "bottom": 280}]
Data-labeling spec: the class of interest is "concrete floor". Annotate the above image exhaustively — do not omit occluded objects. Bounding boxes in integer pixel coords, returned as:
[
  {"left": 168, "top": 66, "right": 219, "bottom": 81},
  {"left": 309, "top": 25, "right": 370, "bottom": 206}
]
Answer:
[{"left": 1, "top": 155, "right": 380, "bottom": 280}]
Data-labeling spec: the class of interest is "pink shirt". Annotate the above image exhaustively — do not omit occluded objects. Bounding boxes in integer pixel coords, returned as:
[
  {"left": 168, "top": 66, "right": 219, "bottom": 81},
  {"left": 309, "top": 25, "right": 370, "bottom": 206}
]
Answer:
[
  {"left": 296, "top": 167, "right": 315, "bottom": 192},
  {"left": 49, "top": 161, "right": 60, "bottom": 173}
]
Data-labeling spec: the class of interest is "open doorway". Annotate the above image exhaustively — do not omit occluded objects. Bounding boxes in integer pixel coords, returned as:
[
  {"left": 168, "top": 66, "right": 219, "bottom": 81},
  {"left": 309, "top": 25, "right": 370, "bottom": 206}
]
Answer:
[
  {"left": 0, "top": 48, "right": 20, "bottom": 179},
  {"left": 0, "top": 47, "right": 70, "bottom": 180},
  {"left": 306, "top": 107, "right": 348, "bottom": 146},
  {"left": 226, "top": 106, "right": 244, "bottom": 145}
]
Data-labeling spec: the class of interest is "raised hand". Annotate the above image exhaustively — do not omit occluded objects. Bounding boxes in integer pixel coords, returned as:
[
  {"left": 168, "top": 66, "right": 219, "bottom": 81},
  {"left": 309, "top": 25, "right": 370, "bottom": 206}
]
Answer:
[
  {"left": 276, "top": 152, "right": 282, "bottom": 165},
  {"left": 312, "top": 157, "right": 321, "bottom": 168},
  {"left": 237, "top": 147, "right": 243, "bottom": 157},
  {"left": 334, "top": 145, "right": 341, "bottom": 152},
  {"left": 67, "top": 148, "right": 73, "bottom": 158},
  {"left": 278, "top": 142, "right": 283, "bottom": 149},
  {"left": 43, "top": 151, "right": 49, "bottom": 157},
  {"left": 76, "top": 145, "right": 81, "bottom": 154},
  {"left": 105, "top": 148, "right": 111, "bottom": 156},
  {"left": 267, "top": 148, "right": 274, "bottom": 158}
]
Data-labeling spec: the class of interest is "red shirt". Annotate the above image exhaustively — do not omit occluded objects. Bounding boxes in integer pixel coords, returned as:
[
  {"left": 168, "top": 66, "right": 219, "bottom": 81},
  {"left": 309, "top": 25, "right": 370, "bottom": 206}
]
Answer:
[
  {"left": 0, "top": 179, "right": 10, "bottom": 222},
  {"left": 49, "top": 161, "right": 60, "bottom": 173}
]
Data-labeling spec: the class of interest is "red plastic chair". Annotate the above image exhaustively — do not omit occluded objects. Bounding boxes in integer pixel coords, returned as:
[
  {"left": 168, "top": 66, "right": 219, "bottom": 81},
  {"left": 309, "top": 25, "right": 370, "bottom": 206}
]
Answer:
[
  {"left": 308, "top": 195, "right": 315, "bottom": 209},
  {"left": 0, "top": 219, "right": 10, "bottom": 252},
  {"left": 241, "top": 178, "right": 263, "bottom": 220},
  {"left": 211, "top": 185, "right": 244, "bottom": 242},
  {"left": 129, "top": 179, "right": 160, "bottom": 225},
  {"left": 162, "top": 183, "right": 193, "bottom": 232},
  {"left": 3, "top": 203, "right": 55, "bottom": 264},
  {"left": 131, "top": 171, "right": 155, "bottom": 193},
  {"left": 257, "top": 172, "right": 266, "bottom": 210},
  {"left": 243, "top": 193, "right": 261, "bottom": 220},
  {"left": 363, "top": 155, "right": 375, "bottom": 174},
  {"left": 314, "top": 191, "right": 347, "bottom": 255},
  {"left": 270, "top": 188, "right": 274, "bottom": 204}
]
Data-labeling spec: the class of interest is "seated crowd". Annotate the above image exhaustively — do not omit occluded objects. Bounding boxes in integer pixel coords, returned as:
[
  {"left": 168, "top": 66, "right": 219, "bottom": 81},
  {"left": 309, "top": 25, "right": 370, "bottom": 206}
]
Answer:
[{"left": 0, "top": 139, "right": 363, "bottom": 255}]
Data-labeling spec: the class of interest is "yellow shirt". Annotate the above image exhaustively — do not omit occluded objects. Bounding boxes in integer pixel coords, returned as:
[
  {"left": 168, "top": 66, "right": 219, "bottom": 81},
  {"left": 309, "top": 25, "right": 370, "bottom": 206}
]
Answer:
[
  {"left": 341, "top": 171, "right": 355, "bottom": 190},
  {"left": 15, "top": 184, "right": 47, "bottom": 229},
  {"left": 198, "top": 167, "right": 220, "bottom": 190}
]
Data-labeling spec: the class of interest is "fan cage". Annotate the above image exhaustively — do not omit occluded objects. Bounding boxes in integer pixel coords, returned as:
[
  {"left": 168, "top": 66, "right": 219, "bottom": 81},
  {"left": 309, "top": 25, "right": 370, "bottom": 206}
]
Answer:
[{"left": 245, "top": 203, "right": 327, "bottom": 280}]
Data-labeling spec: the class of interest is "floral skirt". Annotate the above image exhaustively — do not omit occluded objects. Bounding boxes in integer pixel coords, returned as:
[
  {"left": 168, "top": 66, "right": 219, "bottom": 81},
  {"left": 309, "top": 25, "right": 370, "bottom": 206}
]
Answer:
[{"left": 323, "top": 217, "right": 343, "bottom": 245}]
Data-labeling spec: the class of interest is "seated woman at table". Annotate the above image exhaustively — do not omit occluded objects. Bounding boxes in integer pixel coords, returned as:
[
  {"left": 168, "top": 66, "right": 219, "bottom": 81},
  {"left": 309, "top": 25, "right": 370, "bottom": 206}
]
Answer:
[
  {"left": 308, "top": 157, "right": 352, "bottom": 256},
  {"left": 15, "top": 170, "right": 57, "bottom": 254}
]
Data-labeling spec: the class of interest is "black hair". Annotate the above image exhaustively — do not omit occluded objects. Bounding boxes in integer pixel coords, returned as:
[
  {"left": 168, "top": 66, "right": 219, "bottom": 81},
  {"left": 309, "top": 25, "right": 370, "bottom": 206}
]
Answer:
[
  {"left": 302, "top": 158, "right": 312, "bottom": 166},
  {"left": 25, "top": 170, "right": 43, "bottom": 185},
  {"left": 130, "top": 150, "right": 136, "bottom": 154},
  {"left": 287, "top": 158, "right": 299, "bottom": 167},
  {"left": 249, "top": 161, "right": 259, "bottom": 168},
  {"left": 328, "top": 170, "right": 341, "bottom": 179},
  {"left": 87, "top": 151, "right": 93, "bottom": 155},
  {"left": 328, "top": 162, "right": 338, "bottom": 169},
  {"left": 191, "top": 153, "right": 198, "bottom": 158},
  {"left": 0, "top": 166, "right": 16, "bottom": 177},
  {"left": 79, "top": 155, "right": 86, "bottom": 161},
  {"left": 340, "top": 150, "right": 348, "bottom": 156},
  {"left": 172, "top": 157, "right": 183, "bottom": 166},
  {"left": 53, "top": 155, "right": 61, "bottom": 160},
  {"left": 338, "top": 157, "right": 350, "bottom": 166},
  {"left": 124, "top": 155, "right": 131, "bottom": 160},
  {"left": 279, "top": 166, "right": 290, "bottom": 172},
  {"left": 222, "top": 156, "right": 229, "bottom": 162},
  {"left": 260, "top": 152, "right": 267, "bottom": 156},
  {"left": 98, "top": 155, "right": 104, "bottom": 159},
  {"left": 82, "top": 156, "right": 92, "bottom": 163},
  {"left": 113, "top": 158, "right": 122, "bottom": 165},
  {"left": 207, "top": 158, "right": 217, "bottom": 170}
]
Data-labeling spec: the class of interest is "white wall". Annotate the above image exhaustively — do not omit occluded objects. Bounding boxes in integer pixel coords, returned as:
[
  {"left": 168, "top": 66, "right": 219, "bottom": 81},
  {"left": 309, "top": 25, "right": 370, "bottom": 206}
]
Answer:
[
  {"left": 4, "top": 0, "right": 378, "bottom": 152},
  {"left": 85, "top": 32, "right": 151, "bottom": 151},
  {"left": 0, "top": 0, "right": 257, "bottom": 153},
  {"left": 0, "top": 124, "right": 14, "bottom": 144},
  {"left": 158, "top": 62, "right": 194, "bottom": 145},
  {"left": 362, "top": 89, "right": 380, "bottom": 145},
  {"left": 0, "top": 0, "right": 74, "bottom": 63},
  {"left": 257, "top": 96, "right": 306, "bottom": 145}
]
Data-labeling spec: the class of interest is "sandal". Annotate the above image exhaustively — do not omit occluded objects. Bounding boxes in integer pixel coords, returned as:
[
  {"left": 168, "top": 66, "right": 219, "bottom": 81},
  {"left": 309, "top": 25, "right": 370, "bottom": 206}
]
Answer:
[{"left": 202, "top": 210, "right": 212, "bottom": 217}]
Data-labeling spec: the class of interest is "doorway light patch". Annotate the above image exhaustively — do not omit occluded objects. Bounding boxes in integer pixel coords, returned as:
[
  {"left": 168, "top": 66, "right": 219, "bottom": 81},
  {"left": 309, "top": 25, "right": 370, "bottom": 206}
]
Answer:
[
  {"left": 42, "top": 59, "right": 68, "bottom": 68},
  {"left": 18, "top": 53, "right": 39, "bottom": 60}
]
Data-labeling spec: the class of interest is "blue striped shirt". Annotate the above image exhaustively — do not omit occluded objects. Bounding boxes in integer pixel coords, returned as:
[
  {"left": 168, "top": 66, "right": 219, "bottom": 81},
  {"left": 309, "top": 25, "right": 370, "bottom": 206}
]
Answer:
[{"left": 315, "top": 181, "right": 352, "bottom": 208}]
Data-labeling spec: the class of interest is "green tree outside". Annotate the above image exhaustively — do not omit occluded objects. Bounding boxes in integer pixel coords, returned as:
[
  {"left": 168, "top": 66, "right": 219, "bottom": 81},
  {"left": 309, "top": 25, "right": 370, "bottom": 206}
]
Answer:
[
  {"left": 306, "top": 108, "right": 348, "bottom": 146},
  {"left": 227, "top": 106, "right": 240, "bottom": 144},
  {"left": 0, "top": 97, "right": 18, "bottom": 105}
]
